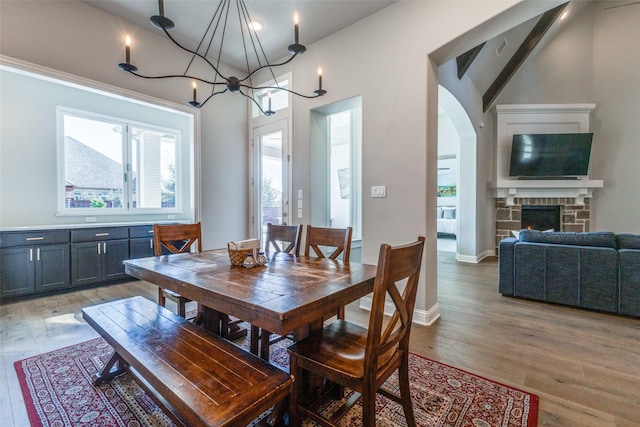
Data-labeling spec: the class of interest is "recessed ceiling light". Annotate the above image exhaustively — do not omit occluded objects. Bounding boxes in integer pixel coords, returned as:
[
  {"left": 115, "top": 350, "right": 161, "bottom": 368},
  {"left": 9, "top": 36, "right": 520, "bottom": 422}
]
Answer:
[{"left": 249, "top": 21, "right": 262, "bottom": 31}]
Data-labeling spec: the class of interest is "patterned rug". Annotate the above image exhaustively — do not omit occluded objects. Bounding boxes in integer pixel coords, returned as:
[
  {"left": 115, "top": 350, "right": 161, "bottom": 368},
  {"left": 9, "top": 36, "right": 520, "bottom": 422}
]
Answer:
[{"left": 15, "top": 335, "right": 538, "bottom": 426}]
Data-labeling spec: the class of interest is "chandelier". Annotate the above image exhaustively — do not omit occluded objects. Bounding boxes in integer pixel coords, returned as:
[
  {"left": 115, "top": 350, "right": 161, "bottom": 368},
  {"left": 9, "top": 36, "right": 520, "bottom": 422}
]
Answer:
[{"left": 118, "top": 0, "right": 326, "bottom": 115}]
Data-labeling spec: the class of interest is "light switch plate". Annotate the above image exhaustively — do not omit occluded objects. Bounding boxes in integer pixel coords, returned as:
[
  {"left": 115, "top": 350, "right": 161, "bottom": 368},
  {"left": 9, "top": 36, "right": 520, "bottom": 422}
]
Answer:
[
  {"left": 371, "top": 185, "right": 386, "bottom": 198},
  {"left": 297, "top": 189, "right": 303, "bottom": 199},
  {"left": 297, "top": 209, "right": 303, "bottom": 219}
]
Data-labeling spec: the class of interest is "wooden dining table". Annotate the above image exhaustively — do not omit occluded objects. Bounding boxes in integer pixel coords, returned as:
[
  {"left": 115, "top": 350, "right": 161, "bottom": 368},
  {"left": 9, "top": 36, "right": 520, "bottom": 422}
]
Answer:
[{"left": 123, "top": 249, "right": 377, "bottom": 348}]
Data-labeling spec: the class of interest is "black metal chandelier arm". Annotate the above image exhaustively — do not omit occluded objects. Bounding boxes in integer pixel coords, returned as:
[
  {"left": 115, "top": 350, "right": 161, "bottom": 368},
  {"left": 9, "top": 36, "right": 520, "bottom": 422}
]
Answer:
[
  {"left": 236, "top": 89, "right": 271, "bottom": 115},
  {"left": 124, "top": 70, "right": 228, "bottom": 87},
  {"left": 197, "top": 88, "right": 230, "bottom": 108},
  {"left": 160, "top": 27, "right": 229, "bottom": 82},
  {"left": 239, "top": 52, "right": 300, "bottom": 83},
  {"left": 249, "top": 84, "right": 325, "bottom": 99}
]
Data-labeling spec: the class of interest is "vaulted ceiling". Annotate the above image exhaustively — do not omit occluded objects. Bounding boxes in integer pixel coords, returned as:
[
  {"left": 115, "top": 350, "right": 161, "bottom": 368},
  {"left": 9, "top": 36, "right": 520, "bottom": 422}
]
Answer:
[{"left": 82, "top": 0, "right": 396, "bottom": 71}]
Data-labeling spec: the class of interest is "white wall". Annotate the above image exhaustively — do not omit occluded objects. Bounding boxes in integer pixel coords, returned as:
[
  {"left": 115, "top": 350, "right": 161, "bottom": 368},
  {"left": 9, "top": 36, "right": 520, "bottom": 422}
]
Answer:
[
  {"left": 0, "top": 0, "right": 249, "bottom": 249},
  {"left": 496, "top": 1, "right": 640, "bottom": 233}
]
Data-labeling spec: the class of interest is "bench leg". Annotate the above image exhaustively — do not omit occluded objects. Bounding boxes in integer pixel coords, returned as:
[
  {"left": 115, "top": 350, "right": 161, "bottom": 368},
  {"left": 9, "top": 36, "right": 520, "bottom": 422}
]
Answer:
[{"left": 93, "top": 351, "right": 128, "bottom": 386}]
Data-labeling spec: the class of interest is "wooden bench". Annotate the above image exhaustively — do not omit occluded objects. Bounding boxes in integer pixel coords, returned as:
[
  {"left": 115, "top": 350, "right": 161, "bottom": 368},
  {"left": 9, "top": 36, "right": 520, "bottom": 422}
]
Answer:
[{"left": 82, "top": 296, "right": 293, "bottom": 427}]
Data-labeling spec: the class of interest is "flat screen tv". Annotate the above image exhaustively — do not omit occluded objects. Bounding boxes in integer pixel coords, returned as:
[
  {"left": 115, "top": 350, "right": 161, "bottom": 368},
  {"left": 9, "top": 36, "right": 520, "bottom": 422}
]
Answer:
[{"left": 508, "top": 133, "right": 593, "bottom": 178}]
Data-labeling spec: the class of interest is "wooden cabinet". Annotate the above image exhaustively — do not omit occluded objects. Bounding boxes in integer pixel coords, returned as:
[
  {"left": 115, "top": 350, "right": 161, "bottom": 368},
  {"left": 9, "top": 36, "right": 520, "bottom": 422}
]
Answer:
[
  {"left": 1, "top": 223, "right": 172, "bottom": 301},
  {"left": 0, "top": 230, "right": 71, "bottom": 300},
  {"left": 71, "top": 227, "right": 129, "bottom": 286},
  {"left": 129, "top": 225, "right": 156, "bottom": 259}
]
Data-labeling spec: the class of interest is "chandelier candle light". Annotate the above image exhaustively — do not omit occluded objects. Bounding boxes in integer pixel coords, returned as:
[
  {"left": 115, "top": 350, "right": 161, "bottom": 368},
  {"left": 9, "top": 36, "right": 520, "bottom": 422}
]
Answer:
[{"left": 118, "top": 0, "right": 327, "bottom": 115}]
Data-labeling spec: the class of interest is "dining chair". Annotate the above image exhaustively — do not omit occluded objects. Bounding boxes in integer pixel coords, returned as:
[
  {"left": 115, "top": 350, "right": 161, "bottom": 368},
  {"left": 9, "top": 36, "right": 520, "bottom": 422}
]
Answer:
[
  {"left": 287, "top": 236, "right": 425, "bottom": 427},
  {"left": 264, "top": 223, "right": 303, "bottom": 255},
  {"left": 153, "top": 223, "right": 202, "bottom": 319},
  {"left": 250, "top": 223, "right": 303, "bottom": 358},
  {"left": 304, "top": 225, "right": 352, "bottom": 261},
  {"left": 305, "top": 225, "right": 353, "bottom": 320}
]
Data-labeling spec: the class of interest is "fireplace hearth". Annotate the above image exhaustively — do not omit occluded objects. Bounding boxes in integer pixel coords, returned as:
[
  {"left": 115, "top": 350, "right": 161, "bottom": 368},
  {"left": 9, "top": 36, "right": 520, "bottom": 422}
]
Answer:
[{"left": 521, "top": 205, "right": 561, "bottom": 231}]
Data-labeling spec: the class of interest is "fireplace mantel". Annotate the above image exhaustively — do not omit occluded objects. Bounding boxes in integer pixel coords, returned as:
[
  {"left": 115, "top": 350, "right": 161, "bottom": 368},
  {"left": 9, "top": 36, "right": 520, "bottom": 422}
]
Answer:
[{"left": 492, "top": 179, "right": 603, "bottom": 206}]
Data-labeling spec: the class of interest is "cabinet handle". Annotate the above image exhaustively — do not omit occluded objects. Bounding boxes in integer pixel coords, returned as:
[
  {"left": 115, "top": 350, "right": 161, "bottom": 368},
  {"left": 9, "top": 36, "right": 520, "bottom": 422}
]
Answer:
[
  {"left": 103, "top": 242, "right": 107, "bottom": 254},
  {"left": 97, "top": 243, "right": 101, "bottom": 255},
  {"left": 36, "top": 248, "right": 40, "bottom": 261},
  {"left": 95, "top": 233, "right": 110, "bottom": 237},
  {"left": 148, "top": 230, "right": 154, "bottom": 234},
  {"left": 26, "top": 237, "right": 44, "bottom": 241},
  {"left": 150, "top": 239, "right": 153, "bottom": 249},
  {"left": 30, "top": 248, "right": 33, "bottom": 262}
]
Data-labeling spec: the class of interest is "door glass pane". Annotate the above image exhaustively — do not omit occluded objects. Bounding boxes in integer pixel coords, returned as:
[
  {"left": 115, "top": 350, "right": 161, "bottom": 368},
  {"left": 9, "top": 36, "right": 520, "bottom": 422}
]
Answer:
[
  {"left": 63, "top": 115, "right": 124, "bottom": 209},
  {"left": 260, "top": 131, "right": 283, "bottom": 241},
  {"left": 329, "top": 111, "right": 351, "bottom": 228},
  {"left": 131, "top": 128, "right": 177, "bottom": 209}
]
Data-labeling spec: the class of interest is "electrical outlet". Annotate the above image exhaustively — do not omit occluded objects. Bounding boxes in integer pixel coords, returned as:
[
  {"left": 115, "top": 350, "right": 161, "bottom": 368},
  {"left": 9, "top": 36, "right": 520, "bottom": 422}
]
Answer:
[
  {"left": 85, "top": 217, "right": 96, "bottom": 222},
  {"left": 168, "top": 214, "right": 176, "bottom": 219}
]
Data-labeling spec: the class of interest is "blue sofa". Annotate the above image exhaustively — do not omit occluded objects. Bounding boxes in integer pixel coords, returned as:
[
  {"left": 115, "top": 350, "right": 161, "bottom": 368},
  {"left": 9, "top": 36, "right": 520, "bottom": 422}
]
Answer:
[{"left": 498, "top": 230, "right": 640, "bottom": 317}]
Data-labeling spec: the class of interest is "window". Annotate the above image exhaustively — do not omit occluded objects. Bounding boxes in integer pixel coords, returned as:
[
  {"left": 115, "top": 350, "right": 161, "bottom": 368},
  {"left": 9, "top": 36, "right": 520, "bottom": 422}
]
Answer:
[
  {"left": 252, "top": 78, "right": 290, "bottom": 118},
  {"left": 59, "top": 108, "right": 179, "bottom": 213}
]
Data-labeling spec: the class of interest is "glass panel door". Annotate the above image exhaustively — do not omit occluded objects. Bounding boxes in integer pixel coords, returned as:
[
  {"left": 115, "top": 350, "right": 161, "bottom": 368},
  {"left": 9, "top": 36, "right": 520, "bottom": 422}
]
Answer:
[{"left": 253, "top": 120, "right": 289, "bottom": 244}]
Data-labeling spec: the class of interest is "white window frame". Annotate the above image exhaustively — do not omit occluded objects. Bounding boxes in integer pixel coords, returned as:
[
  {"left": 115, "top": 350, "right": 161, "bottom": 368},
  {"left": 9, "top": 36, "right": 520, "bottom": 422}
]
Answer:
[{"left": 57, "top": 106, "right": 183, "bottom": 215}]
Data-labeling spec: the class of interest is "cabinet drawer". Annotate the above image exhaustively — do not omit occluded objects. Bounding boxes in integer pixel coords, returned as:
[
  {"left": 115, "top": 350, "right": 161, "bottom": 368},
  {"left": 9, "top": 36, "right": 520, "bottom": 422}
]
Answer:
[
  {"left": 1, "top": 230, "right": 70, "bottom": 248},
  {"left": 72, "top": 227, "right": 128, "bottom": 242},
  {"left": 129, "top": 225, "right": 155, "bottom": 238}
]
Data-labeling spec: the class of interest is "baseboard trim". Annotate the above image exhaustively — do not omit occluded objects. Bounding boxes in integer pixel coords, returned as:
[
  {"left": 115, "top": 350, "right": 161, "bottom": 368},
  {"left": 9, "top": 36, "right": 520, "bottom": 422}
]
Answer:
[
  {"left": 455, "top": 249, "right": 496, "bottom": 263},
  {"left": 358, "top": 297, "right": 441, "bottom": 326}
]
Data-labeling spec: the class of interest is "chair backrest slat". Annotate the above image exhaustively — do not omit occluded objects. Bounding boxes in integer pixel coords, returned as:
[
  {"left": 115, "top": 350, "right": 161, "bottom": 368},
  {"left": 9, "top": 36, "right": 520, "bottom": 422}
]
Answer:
[
  {"left": 153, "top": 223, "right": 202, "bottom": 256},
  {"left": 304, "top": 226, "right": 352, "bottom": 261},
  {"left": 265, "top": 223, "right": 302, "bottom": 255},
  {"left": 365, "top": 236, "right": 425, "bottom": 372}
]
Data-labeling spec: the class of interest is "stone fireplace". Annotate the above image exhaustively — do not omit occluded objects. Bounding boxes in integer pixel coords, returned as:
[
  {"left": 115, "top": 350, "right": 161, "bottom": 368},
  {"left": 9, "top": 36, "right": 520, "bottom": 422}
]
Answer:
[{"left": 495, "top": 197, "right": 590, "bottom": 247}]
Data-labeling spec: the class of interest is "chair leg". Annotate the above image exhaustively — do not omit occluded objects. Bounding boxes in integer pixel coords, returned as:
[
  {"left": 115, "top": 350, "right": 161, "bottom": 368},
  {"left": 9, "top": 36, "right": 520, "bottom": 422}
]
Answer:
[
  {"left": 361, "top": 385, "right": 377, "bottom": 427},
  {"left": 398, "top": 359, "right": 417, "bottom": 427},
  {"left": 260, "top": 329, "right": 272, "bottom": 361},
  {"left": 177, "top": 297, "right": 187, "bottom": 318},
  {"left": 250, "top": 325, "right": 260, "bottom": 356},
  {"left": 288, "top": 354, "right": 302, "bottom": 427},
  {"left": 157, "top": 287, "right": 165, "bottom": 307}
]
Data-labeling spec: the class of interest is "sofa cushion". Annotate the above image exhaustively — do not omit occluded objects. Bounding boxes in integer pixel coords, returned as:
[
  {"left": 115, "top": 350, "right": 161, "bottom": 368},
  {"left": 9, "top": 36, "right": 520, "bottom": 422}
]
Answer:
[
  {"left": 617, "top": 234, "right": 640, "bottom": 250},
  {"left": 518, "top": 230, "right": 617, "bottom": 249}
]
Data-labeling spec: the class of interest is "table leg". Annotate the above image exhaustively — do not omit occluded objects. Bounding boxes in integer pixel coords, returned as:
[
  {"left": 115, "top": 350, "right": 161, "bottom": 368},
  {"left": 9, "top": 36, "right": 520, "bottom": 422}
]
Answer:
[{"left": 93, "top": 351, "right": 127, "bottom": 386}]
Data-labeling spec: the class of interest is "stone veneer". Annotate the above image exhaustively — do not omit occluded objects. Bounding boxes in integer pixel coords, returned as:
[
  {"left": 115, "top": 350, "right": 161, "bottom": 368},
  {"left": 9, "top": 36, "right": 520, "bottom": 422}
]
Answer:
[{"left": 495, "top": 197, "right": 590, "bottom": 247}]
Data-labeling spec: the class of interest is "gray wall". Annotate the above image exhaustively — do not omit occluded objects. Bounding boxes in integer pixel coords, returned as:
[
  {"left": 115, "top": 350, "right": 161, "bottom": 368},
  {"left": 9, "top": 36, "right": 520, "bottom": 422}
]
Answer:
[{"left": 496, "top": 2, "right": 640, "bottom": 233}]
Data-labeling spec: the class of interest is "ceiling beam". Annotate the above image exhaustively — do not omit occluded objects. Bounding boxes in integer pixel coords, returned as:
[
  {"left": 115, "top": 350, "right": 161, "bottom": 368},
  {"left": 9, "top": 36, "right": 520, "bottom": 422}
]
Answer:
[
  {"left": 456, "top": 43, "right": 486, "bottom": 79},
  {"left": 482, "top": 2, "right": 569, "bottom": 112}
]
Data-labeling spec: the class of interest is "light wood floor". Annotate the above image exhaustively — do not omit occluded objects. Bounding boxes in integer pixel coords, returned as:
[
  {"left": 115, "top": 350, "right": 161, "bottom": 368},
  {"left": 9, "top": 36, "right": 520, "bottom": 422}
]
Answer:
[{"left": 1, "top": 252, "right": 639, "bottom": 426}]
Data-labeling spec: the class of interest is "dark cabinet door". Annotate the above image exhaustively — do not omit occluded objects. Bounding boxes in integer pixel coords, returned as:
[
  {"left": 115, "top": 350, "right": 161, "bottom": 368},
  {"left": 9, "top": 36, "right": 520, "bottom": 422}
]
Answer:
[
  {"left": 35, "top": 244, "right": 71, "bottom": 293},
  {"left": 71, "top": 242, "right": 102, "bottom": 286},
  {"left": 0, "top": 247, "right": 36, "bottom": 298},
  {"left": 129, "top": 237, "right": 155, "bottom": 259},
  {"left": 103, "top": 239, "right": 129, "bottom": 281}
]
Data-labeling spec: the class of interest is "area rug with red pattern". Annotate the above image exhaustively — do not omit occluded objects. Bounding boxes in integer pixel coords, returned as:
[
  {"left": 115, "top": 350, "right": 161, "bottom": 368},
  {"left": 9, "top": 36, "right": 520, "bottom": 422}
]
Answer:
[{"left": 15, "top": 336, "right": 538, "bottom": 426}]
